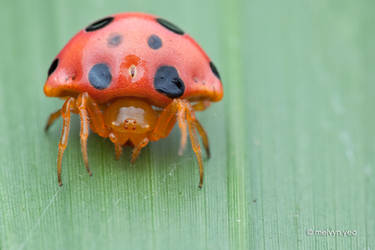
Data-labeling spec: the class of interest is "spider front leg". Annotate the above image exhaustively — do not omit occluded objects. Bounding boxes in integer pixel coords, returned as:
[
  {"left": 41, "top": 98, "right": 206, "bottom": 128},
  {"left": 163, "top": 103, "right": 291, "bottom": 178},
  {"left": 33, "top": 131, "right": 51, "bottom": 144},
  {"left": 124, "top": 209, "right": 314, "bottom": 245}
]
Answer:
[
  {"left": 131, "top": 138, "right": 150, "bottom": 163},
  {"left": 186, "top": 110, "right": 204, "bottom": 188},
  {"left": 76, "top": 92, "right": 110, "bottom": 175},
  {"left": 151, "top": 99, "right": 209, "bottom": 188},
  {"left": 191, "top": 101, "right": 210, "bottom": 158},
  {"left": 57, "top": 97, "right": 75, "bottom": 186},
  {"left": 151, "top": 99, "right": 189, "bottom": 156},
  {"left": 45, "top": 109, "right": 61, "bottom": 131},
  {"left": 109, "top": 133, "right": 123, "bottom": 160},
  {"left": 192, "top": 119, "right": 210, "bottom": 159},
  {"left": 48, "top": 92, "right": 109, "bottom": 186},
  {"left": 76, "top": 93, "right": 92, "bottom": 177},
  {"left": 176, "top": 101, "right": 211, "bottom": 158},
  {"left": 177, "top": 107, "right": 188, "bottom": 156}
]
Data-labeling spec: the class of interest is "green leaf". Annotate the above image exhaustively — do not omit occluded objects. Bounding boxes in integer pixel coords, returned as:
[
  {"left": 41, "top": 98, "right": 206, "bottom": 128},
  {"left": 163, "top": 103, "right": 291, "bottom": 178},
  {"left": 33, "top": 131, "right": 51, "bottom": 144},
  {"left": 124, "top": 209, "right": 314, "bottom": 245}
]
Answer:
[{"left": 0, "top": 0, "right": 374, "bottom": 249}]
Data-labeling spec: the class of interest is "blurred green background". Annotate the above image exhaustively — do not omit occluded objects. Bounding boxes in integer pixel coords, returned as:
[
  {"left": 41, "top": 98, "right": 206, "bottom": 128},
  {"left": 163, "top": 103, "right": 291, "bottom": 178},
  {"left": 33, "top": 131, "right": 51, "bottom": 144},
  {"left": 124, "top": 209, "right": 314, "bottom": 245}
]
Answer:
[{"left": 1, "top": 0, "right": 374, "bottom": 249}]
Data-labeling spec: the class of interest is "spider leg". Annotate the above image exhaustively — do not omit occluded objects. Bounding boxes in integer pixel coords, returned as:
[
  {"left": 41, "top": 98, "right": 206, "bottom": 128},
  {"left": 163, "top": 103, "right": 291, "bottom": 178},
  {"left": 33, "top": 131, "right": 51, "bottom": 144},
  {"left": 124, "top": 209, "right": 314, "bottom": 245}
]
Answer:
[
  {"left": 192, "top": 100, "right": 211, "bottom": 111},
  {"left": 45, "top": 109, "right": 61, "bottom": 132},
  {"left": 192, "top": 119, "right": 210, "bottom": 159},
  {"left": 152, "top": 99, "right": 207, "bottom": 188},
  {"left": 186, "top": 110, "right": 204, "bottom": 188},
  {"left": 76, "top": 93, "right": 92, "bottom": 176},
  {"left": 131, "top": 138, "right": 150, "bottom": 163},
  {"left": 151, "top": 99, "right": 179, "bottom": 141},
  {"left": 177, "top": 107, "right": 188, "bottom": 156},
  {"left": 57, "top": 97, "right": 75, "bottom": 186},
  {"left": 85, "top": 94, "right": 109, "bottom": 138},
  {"left": 109, "top": 133, "right": 123, "bottom": 160}
]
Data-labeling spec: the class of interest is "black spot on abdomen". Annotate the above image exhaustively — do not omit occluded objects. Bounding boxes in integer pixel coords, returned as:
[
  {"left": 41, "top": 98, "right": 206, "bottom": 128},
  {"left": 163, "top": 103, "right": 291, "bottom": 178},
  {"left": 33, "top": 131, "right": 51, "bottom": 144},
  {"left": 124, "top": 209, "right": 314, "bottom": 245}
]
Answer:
[
  {"left": 85, "top": 17, "right": 114, "bottom": 32},
  {"left": 209, "top": 61, "right": 221, "bottom": 80},
  {"left": 148, "top": 34, "right": 162, "bottom": 50},
  {"left": 154, "top": 66, "right": 185, "bottom": 98},
  {"left": 48, "top": 58, "right": 59, "bottom": 77},
  {"left": 156, "top": 18, "right": 184, "bottom": 35},
  {"left": 107, "top": 33, "right": 123, "bottom": 47},
  {"left": 88, "top": 63, "right": 112, "bottom": 90}
]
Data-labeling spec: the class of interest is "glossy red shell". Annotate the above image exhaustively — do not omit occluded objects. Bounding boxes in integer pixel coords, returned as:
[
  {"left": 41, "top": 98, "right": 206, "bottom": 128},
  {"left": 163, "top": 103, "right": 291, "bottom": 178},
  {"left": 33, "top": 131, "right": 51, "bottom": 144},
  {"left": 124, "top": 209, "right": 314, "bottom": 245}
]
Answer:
[{"left": 44, "top": 12, "right": 223, "bottom": 106}]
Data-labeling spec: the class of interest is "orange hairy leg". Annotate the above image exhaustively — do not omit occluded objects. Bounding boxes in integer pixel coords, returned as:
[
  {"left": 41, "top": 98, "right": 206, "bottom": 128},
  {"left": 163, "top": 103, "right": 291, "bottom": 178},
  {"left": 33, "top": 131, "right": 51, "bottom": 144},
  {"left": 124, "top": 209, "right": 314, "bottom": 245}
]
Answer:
[
  {"left": 109, "top": 133, "right": 123, "bottom": 160},
  {"left": 131, "top": 138, "right": 150, "bottom": 163},
  {"left": 177, "top": 107, "right": 188, "bottom": 156},
  {"left": 84, "top": 94, "right": 109, "bottom": 138},
  {"left": 44, "top": 92, "right": 109, "bottom": 137},
  {"left": 114, "top": 144, "right": 123, "bottom": 160},
  {"left": 75, "top": 92, "right": 109, "bottom": 174},
  {"left": 151, "top": 99, "right": 179, "bottom": 140},
  {"left": 186, "top": 110, "right": 204, "bottom": 188},
  {"left": 191, "top": 101, "right": 211, "bottom": 158},
  {"left": 153, "top": 100, "right": 210, "bottom": 158},
  {"left": 57, "top": 97, "right": 75, "bottom": 186},
  {"left": 192, "top": 119, "right": 210, "bottom": 159},
  {"left": 151, "top": 99, "right": 206, "bottom": 188},
  {"left": 47, "top": 92, "right": 110, "bottom": 185},
  {"left": 115, "top": 144, "right": 123, "bottom": 160},
  {"left": 76, "top": 93, "right": 92, "bottom": 176},
  {"left": 176, "top": 100, "right": 211, "bottom": 157},
  {"left": 192, "top": 100, "right": 211, "bottom": 111},
  {"left": 45, "top": 109, "right": 62, "bottom": 131}
]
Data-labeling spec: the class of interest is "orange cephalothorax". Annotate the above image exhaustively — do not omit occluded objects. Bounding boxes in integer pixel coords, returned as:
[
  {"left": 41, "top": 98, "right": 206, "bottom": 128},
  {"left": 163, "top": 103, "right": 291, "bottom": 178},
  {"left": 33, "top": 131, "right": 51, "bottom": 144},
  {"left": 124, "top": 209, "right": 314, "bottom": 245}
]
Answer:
[
  {"left": 44, "top": 12, "right": 223, "bottom": 188},
  {"left": 104, "top": 98, "right": 158, "bottom": 145},
  {"left": 104, "top": 99, "right": 158, "bottom": 134}
]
